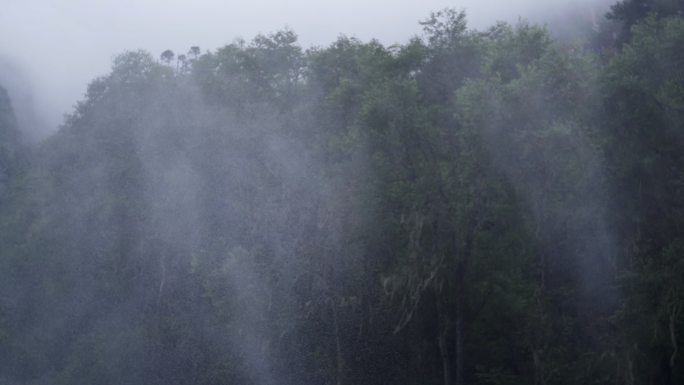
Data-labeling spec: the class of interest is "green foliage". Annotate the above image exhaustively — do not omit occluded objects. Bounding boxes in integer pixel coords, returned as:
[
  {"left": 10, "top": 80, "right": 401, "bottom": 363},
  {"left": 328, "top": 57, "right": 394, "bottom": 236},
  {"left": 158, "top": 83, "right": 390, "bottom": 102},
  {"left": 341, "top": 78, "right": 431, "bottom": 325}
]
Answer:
[
  {"left": 608, "top": 0, "right": 684, "bottom": 42},
  {"left": 0, "top": 84, "right": 20, "bottom": 196},
  {"left": 0, "top": 5, "right": 683, "bottom": 385},
  {"left": 601, "top": 14, "right": 684, "bottom": 384}
]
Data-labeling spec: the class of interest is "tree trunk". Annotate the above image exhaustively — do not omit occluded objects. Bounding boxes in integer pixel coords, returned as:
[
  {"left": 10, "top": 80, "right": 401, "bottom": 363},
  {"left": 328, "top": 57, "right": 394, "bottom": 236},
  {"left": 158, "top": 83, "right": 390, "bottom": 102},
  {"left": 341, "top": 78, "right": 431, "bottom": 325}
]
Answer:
[
  {"left": 670, "top": 305, "right": 679, "bottom": 370},
  {"left": 157, "top": 256, "right": 166, "bottom": 308},
  {"left": 437, "top": 295, "right": 452, "bottom": 385},
  {"left": 331, "top": 298, "right": 345, "bottom": 385},
  {"left": 454, "top": 311, "right": 464, "bottom": 385},
  {"left": 453, "top": 230, "right": 471, "bottom": 385},
  {"left": 533, "top": 350, "right": 545, "bottom": 385},
  {"left": 533, "top": 246, "right": 547, "bottom": 385},
  {"left": 439, "top": 328, "right": 452, "bottom": 385}
]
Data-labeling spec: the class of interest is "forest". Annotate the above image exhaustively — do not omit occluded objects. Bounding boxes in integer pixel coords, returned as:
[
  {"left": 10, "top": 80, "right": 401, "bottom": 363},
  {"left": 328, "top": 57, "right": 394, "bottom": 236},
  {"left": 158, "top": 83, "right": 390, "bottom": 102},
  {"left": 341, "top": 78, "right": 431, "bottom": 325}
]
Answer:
[{"left": 0, "top": 1, "right": 683, "bottom": 384}]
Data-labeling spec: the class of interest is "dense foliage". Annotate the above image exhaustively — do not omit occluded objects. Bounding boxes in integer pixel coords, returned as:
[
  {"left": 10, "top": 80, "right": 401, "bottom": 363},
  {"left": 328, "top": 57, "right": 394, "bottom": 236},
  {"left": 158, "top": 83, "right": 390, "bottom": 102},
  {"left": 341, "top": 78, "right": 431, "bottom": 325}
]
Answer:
[{"left": 0, "top": 4, "right": 683, "bottom": 385}]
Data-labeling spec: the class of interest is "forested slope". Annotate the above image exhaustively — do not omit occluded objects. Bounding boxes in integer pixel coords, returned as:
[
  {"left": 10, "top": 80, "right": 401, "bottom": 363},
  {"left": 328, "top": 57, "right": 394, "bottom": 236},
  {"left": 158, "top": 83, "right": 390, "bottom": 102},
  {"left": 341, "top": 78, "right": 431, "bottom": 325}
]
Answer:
[{"left": 1, "top": 2, "right": 683, "bottom": 384}]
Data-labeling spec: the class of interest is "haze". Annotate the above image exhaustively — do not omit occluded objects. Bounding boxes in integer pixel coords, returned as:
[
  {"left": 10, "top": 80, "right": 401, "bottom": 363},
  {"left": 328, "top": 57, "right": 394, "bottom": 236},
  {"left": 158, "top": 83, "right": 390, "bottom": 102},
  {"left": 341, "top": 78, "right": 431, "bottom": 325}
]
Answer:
[
  {"left": 0, "top": 0, "right": 609, "bottom": 138},
  {"left": 2, "top": 1, "right": 684, "bottom": 384}
]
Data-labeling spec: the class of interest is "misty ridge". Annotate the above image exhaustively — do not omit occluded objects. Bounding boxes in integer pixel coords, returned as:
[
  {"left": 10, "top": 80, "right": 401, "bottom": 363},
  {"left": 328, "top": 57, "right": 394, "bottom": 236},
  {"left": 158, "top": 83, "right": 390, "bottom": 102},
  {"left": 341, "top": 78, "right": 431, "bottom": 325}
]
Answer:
[{"left": 1, "top": 1, "right": 684, "bottom": 385}]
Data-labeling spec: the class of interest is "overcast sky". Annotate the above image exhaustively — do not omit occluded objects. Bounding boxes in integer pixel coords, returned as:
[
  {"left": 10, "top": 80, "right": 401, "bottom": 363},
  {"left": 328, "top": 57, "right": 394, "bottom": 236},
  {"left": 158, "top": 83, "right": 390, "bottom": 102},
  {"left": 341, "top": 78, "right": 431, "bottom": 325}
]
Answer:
[{"left": 0, "top": 0, "right": 611, "bottom": 138}]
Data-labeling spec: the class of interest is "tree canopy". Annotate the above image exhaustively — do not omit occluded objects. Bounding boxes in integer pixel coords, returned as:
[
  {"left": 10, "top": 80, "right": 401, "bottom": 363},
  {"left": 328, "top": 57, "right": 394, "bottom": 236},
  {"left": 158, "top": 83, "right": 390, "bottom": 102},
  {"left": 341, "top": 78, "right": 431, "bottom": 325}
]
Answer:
[{"left": 0, "top": 4, "right": 683, "bottom": 385}]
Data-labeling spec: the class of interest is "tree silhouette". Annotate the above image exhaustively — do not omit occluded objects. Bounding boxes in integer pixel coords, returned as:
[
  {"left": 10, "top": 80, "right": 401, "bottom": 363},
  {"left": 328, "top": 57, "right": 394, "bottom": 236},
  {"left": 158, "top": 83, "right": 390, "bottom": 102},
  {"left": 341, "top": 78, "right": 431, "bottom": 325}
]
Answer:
[
  {"left": 160, "top": 49, "right": 175, "bottom": 65},
  {"left": 177, "top": 54, "right": 187, "bottom": 72},
  {"left": 188, "top": 46, "right": 200, "bottom": 60}
]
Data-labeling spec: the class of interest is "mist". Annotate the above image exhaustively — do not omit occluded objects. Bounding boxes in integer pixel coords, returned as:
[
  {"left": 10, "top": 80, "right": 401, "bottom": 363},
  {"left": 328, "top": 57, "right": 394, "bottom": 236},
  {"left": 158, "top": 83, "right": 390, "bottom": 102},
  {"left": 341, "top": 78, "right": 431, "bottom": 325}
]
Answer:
[
  {"left": 1, "top": 1, "right": 684, "bottom": 385},
  {"left": 0, "top": 0, "right": 613, "bottom": 138}
]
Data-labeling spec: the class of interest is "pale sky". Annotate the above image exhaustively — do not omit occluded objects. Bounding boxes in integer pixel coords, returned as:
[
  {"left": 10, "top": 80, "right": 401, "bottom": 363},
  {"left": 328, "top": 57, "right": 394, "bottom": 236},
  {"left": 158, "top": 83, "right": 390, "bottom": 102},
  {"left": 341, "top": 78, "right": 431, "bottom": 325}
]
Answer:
[{"left": 0, "top": 0, "right": 611, "bottom": 138}]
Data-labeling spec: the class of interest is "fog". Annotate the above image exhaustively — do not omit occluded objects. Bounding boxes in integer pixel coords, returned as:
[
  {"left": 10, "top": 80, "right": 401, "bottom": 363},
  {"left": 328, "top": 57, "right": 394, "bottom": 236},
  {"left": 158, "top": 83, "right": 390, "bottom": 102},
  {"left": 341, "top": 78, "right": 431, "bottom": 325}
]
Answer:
[
  {"left": 1, "top": 0, "right": 610, "bottom": 137},
  {"left": 3, "top": 1, "right": 682, "bottom": 384}
]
